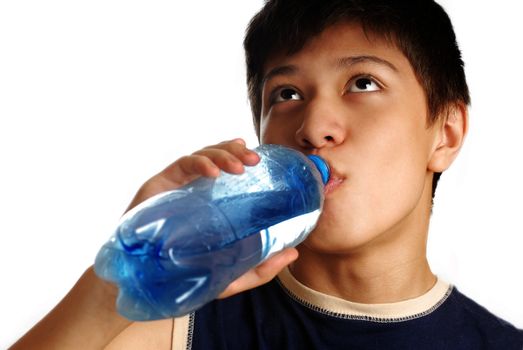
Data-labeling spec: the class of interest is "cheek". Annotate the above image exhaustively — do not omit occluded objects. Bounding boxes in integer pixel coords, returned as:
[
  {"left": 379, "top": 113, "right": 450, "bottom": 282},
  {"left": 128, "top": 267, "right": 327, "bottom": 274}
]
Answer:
[
  {"left": 352, "top": 112, "right": 430, "bottom": 214},
  {"left": 259, "top": 115, "right": 275, "bottom": 144},
  {"left": 376, "top": 119, "right": 428, "bottom": 182},
  {"left": 260, "top": 115, "right": 299, "bottom": 145},
  {"left": 356, "top": 96, "right": 430, "bottom": 168}
]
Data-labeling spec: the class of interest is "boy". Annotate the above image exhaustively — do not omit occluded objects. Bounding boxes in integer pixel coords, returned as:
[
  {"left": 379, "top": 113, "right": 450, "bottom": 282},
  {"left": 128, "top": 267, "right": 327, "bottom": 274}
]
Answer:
[{"left": 11, "top": 0, "right": 523, "bottom": 349}]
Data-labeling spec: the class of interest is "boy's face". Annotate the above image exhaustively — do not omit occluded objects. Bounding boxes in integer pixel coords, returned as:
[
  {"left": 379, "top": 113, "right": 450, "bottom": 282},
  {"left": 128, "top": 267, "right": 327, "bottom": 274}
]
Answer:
[{"left": 259, "top": 22, "right": 443, "bottom": 254}]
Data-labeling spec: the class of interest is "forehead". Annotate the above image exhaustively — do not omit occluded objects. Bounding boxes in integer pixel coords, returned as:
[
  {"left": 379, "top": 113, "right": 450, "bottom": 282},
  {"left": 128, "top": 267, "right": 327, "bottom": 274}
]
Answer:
[{"left": 263, "top": 21, "right": 413, "bottom": 78}]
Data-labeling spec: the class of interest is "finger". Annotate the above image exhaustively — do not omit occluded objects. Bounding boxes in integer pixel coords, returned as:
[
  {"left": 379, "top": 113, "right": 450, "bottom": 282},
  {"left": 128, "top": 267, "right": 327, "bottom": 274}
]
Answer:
[
  {"left": 192, "top": 148, "right": 248, "bottom": 174},
  {"left": 161, "top": 141, "right": 249, "bottom": 185},
  {"left": 159, "top": 141, "right": 257, "bottom": 187},
  {"left": 211, "top": 139, "right": 261, "bottom": 167},
  {"left": 126, "top": 139, "right": 260, "bottom": 213},
  {"left": 225, "top": 137, "right": 246, "bottom": 146},
  {"left": 217, "top": 247, "right": 299, "bottom": 299},
  {"left": 167, "top": 155, "right": 221, "bottom": 184}
]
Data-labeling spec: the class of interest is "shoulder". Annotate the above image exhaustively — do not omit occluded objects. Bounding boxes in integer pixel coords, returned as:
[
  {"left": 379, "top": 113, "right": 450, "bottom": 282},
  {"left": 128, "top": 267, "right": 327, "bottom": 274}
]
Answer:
[{"left": 446, "top": 286, "right": 523, "bottom": 347}]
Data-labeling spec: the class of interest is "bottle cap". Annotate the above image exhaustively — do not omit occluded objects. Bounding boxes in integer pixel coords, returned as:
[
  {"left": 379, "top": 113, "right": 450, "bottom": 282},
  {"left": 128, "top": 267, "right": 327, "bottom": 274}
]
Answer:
[{"left": 307, "top": 155, "right": 330, "bottom": 185}]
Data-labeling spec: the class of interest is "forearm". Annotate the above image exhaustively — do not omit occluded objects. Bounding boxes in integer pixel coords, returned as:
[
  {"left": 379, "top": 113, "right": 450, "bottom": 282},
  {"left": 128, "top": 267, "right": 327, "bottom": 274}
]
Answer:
[{"left": 10, "top": 266, "right": 131, "bottom": 350}]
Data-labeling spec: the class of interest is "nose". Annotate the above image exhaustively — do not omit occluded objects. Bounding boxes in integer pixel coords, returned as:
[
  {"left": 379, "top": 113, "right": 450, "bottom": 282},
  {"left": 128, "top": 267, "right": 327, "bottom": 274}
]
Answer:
[{"left": 295, "top": 96, "right": 347, "bottom": 150}]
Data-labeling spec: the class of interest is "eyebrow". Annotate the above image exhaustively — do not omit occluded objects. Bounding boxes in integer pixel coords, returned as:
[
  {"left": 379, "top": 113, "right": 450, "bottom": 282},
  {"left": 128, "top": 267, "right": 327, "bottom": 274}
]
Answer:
[
  {"left": 262, "top": 55, "right": 398, "bottom": 85},
  {"left": 262, "top": 65, "right": 298, "bottom": 85},
  {"left": 336, "top": 55, "right": 398, "bottom": 72}
]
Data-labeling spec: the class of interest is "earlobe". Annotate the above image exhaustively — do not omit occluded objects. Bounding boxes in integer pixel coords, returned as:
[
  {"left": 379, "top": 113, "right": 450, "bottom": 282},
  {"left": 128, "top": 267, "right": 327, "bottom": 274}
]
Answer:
[{"left": 428, "top": 103, "right": 468, "bottom": 173}]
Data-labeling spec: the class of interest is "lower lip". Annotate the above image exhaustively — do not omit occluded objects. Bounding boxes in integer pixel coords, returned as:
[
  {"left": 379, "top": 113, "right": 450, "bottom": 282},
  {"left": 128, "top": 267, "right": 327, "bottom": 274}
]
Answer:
[{"left": 324, "top": 177, "right": 345, "bottom": 195}]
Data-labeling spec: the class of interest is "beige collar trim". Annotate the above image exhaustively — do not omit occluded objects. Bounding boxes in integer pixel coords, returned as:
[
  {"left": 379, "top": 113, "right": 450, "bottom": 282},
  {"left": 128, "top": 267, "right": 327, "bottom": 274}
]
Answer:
[{"left": 277, "top": 267, "right": 452, "bottom": 322}]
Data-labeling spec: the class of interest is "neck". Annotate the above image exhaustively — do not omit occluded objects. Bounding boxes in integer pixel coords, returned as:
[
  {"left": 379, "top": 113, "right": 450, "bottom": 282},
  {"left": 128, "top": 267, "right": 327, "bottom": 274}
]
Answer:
[
  {"left": 291, "top": 243, "right": 435, "bottom": 304},
  {"left": 291, "top": 184, "right": 436, "bottom": 304}
]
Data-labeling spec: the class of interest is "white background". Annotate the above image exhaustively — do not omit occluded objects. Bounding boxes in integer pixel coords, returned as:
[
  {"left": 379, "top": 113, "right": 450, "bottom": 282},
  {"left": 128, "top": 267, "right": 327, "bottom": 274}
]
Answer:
[{"left": 1, "top": 1, "right": 521, "bottom": 347}]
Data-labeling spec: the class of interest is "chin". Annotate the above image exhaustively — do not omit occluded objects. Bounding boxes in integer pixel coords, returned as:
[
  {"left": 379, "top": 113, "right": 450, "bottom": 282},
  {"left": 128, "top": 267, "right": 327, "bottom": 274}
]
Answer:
[
  {"left": 307, "top": 210, "right": 392, "bottom": 253},
  {"left": 300, "top": 226, "right": 370, "bottom": 256}
]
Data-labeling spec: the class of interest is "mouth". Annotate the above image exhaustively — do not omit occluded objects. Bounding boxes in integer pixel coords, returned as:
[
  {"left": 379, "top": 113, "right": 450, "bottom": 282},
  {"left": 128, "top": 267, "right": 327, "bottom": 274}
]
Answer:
[{"left": 324, "top": 175, "right": 345, "bottom": 195}]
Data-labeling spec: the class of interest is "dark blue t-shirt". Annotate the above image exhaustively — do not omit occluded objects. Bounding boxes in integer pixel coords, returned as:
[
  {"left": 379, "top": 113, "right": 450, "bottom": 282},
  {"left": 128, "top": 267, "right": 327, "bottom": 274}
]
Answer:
[{"left": 179, "top": 269, "right": 523, "bottom": 349}]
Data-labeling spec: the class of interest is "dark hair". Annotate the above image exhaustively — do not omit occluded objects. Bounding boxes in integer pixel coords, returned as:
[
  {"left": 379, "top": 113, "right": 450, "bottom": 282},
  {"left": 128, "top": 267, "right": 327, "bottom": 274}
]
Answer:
[{"left": 244, "top": 0, "right": 470, "bottom": 200}]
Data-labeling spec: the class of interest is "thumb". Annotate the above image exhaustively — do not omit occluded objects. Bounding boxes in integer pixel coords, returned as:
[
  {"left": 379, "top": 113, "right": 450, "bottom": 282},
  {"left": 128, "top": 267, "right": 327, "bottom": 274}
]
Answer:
[{"left": 217, "top": 248, "right": 299, "bottom": 299}]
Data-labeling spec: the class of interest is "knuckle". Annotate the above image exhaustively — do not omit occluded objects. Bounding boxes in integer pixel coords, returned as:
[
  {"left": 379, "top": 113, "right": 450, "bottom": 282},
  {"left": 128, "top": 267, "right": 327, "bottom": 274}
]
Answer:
[{"left": 176, "top": 155, "right": 195, "bottom": 164}]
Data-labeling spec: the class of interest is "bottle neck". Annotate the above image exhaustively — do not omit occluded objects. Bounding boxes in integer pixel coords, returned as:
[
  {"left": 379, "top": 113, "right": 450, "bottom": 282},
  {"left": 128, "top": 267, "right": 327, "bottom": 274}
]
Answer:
[{"left": 307, "top": 155, "right": 330, "bottom": 185}]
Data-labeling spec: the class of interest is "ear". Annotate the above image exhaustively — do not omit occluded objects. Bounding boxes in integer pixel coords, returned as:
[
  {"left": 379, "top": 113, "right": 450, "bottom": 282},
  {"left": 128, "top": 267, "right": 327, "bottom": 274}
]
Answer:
[{"left": 428, "top": 102, "right": 468, "bottom": 173}]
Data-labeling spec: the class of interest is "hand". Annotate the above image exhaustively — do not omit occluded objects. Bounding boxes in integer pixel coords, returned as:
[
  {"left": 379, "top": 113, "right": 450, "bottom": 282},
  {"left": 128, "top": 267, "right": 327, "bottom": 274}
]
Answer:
[
  {"left": 218, "top": 247, "right": 299, "bottom": 299},
  {"left": 125, "top": 138, "right": 260, "bottom": 213}
]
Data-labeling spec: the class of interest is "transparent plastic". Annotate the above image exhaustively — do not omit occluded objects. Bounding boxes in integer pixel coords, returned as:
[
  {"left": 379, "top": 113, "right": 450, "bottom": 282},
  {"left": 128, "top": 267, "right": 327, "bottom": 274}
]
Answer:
[{"left": 94, "top": 144, "right": 328, "bottom": 320}]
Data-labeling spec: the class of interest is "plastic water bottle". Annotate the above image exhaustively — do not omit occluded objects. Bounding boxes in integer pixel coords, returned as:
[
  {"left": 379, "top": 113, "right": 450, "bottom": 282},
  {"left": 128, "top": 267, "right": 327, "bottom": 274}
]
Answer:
[{"left": 94, "top": 144, "right": 329, "bottom": 321}]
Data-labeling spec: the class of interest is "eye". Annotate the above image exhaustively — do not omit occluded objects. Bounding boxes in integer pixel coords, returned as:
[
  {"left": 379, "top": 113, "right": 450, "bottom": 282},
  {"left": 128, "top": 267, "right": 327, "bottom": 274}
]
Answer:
[
  {"left": 347, "top": 76, "right": 381, "bottom": 93},
  {"left": 270, "top": 87, "right": 303, "bottom": 104}
]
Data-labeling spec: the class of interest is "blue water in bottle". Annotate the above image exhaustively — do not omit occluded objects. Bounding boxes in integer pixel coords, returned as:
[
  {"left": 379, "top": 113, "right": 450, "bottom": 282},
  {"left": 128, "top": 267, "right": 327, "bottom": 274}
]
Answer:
[{"left": 94, "top": 144, "right": 329, "bottom": 321}]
